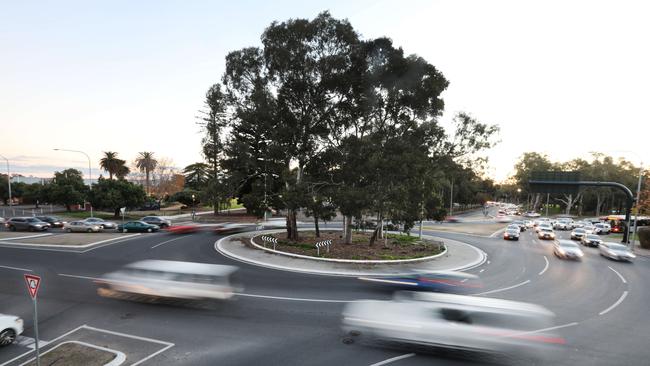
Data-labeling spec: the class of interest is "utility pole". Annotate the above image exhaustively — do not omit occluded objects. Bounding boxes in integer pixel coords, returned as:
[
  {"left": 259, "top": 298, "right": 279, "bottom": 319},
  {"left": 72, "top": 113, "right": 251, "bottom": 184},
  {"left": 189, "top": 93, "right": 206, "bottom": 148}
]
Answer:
[
  {"left": 449, "top": 177, "right": 454, "bottom": 216},
  {"left": 630, "top": 164, "right": 644, "bottom": 250},
  {"left": 0, "top": 154, "right": 11, "bottom": 208},
  {"left": 545, "top": 193, "right": 549, "bottom": 217}
]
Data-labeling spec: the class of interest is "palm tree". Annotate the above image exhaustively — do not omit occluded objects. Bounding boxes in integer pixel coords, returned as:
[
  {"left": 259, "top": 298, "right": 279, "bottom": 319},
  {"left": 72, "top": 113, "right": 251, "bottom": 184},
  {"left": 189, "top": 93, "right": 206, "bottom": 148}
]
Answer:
[
  {"left": 116, "top": 164, "right": 130, "bottom": 180},
  {"left": 100, "top": 151, "right": 122, "bottom": 179},
  {"left": 135, "top": 152, "right": 158, "bottom": 195}
]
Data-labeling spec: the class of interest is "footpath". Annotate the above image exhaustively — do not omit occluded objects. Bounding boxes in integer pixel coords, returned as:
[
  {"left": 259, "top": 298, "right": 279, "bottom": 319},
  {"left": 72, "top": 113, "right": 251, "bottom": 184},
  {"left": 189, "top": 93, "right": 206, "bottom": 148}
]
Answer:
[{"left": 215, "top": 229, "right": 487, "bottom": 277}]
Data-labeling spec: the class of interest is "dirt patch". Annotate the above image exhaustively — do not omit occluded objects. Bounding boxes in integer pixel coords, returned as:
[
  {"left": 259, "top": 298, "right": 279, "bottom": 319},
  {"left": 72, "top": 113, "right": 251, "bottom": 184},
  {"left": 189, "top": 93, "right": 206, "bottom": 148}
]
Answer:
[
  {"left": 9, "top": 233, "right": 129, "bottom": 245},
  {"left": 23, "top": 342, "right": 116, "bottom": 366},
  {"left": 250, "top": 230, "right": 444, "bottom": 260}
]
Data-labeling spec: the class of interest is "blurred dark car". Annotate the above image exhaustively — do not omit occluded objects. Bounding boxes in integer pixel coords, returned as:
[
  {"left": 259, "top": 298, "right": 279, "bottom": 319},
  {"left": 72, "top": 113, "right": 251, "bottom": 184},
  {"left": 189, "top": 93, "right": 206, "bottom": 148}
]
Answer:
[
  {"left": 214, "top": 223, "right": 252, "bottom": 235},
  {"left": 140, "top": 201, "right": 161, "bottom": 211},
  {"left": 118, "top": 221, "right": 159, "bottom": 233},
  {"left": 35, "top": 216, "right": 66, "bottom": 228},
  {"left": 358, "top": 271, "right": 482, "bottom": 294}
]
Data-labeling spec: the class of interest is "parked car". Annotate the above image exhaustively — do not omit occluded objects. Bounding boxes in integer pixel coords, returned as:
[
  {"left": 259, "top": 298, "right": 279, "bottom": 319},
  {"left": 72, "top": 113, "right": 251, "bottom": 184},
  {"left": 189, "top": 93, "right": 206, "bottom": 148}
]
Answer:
[
  {"left": 342, "top": 291, "right": 561, "bottom": 357},
  {"left": 0, "top": 313, "right": 23, "bottom": 346},
  {"left": 118, "top": 221, "right": 160, "bottom": 233},
  {"left": 553, "top": 240, "right": 584, "bottom": 260},
  {"left": 5, "top": 217, "right": 49, "bottom": 232},
  {"left": 538, "top": 227, "right": 555, "bottom": 240},
  {"left": 580, "top": 234, "right": 603, "bottom": 247},
  {"left": 140, "top": 201, "right": 161, "bottom": 211},
  {"left": 570, "top": 228, "right": 587, "bottom": 240},
  {"left": 503, "top": 228, "right": 520, "bottom": 241},
  {"left": 35, "top": 216, "right": 67, "bottom": 228},
  {"left": 593, "top": 223, "right": 611, "bottom": 235},
  {"left": 83, "top": 217, "right": 117, "bottom": 229},
  {"left": 141, "top": 216, "right": 171, "bottom": 228},
  {"left": 599, "top": 242, "right": 636, "bottom": 261},
  {"left": 64, "top": 221, "right": 103, "bottom": 233}
]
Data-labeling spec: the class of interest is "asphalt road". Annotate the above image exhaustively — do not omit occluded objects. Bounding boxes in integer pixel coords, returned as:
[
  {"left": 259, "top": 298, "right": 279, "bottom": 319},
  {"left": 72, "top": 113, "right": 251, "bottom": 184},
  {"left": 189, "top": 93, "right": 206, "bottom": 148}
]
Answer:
[{"left": 1, "top": 214, "right": 649, "bottom": 365}]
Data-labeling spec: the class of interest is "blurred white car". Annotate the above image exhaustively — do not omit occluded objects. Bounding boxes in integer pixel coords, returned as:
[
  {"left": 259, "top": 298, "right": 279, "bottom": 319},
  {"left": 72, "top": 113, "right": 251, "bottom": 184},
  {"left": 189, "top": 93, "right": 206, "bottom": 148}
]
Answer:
[
  {"left": 95, "top": 260, "right": 240, "bottom": 300},
  {"left": 553, "top": 240, "right": 584, "bottom": 260},
  {"left": 599, "top": 242, "right": 636, "bottom": 261},
  {"left": 342, "top": 292, "right": 561, "bottom": 357},
  {"left": 0, "top": 314, "right": 23, "bottom": 346}
]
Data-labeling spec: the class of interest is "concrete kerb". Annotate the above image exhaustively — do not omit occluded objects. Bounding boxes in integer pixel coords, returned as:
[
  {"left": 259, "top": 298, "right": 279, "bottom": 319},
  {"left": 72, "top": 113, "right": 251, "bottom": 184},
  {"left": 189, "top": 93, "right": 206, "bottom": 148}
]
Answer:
[
  {"left": 248, "top": 229, "right": 447, "bottom": 264},
  {"left": 215, "top": 230, "right": 487, "bottom": 277}
]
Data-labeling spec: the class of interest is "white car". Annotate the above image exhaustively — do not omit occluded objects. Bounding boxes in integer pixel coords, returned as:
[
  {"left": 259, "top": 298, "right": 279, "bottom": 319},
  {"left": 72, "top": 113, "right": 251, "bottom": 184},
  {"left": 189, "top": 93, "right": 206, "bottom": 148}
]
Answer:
[
  {"left": 342, "top": 292, "right": 560, "bottom": 356},
  {"left": 599, "top": 242, "right": 636, "bottom": 261},
  {"left": 0, "top": 314, "right": 24, "bottom": 346},
  {"left": 503, "top": 228, "right": 520, "bottom": 241},
  {"left": 553, "top": 240, "right": 584, "bottom": 260},
  {"left": 593, "top": 223, "right": 610, "bottom": 234},
  {"left": 538, "top": 227, "right": 555, "bottom": 240},
  {"left": 64, "top": 221, "right": 103, "bottom": 233}
]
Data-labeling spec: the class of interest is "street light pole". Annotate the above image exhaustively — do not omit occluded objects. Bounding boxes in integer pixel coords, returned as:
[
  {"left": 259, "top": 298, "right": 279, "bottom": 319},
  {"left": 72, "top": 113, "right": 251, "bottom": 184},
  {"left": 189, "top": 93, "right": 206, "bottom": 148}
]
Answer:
[
  {"left": 0, "top": 154, "right": 12, "bottom": 208},
  {"left": 631, "top": 164, "right": 644, "bottom": 250},
  {"left": 54, "top": 148, "right": 93, "bottom": 217}
]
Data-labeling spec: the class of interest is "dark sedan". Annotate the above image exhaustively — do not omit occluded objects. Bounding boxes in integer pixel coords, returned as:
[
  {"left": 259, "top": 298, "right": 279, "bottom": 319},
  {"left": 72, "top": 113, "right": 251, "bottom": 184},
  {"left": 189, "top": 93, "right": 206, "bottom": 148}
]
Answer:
[
  {"left": 117, "top": 221, "right": 159, "bottom": 233},
  {"left": 35, "top": 216, "right": 67, "bottom": 228}
]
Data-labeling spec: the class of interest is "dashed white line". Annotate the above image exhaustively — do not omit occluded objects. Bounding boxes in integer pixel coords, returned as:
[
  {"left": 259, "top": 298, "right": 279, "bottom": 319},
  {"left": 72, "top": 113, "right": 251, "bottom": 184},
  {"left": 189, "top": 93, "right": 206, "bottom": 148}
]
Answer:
[
  {"left": 599, "top": 291, "right": 628, "bottom": 316},
  {"left": 479, "top": 269, "right": 485, "bottom": 273},
  {"left": 58, "top": 273, "right": 102, "bottom": 281},
  {"left": 607, "top": 266, "right": 627, "bottom": 284},
  {"left": 474, "top": 280, "right": 531, "bottom": 296},
  {"left": 150, "top": 236, "right": 186, "bottom": 249},
  {"left": 235, "top": 292, "right": 351, "bottom": 303},
  {"left": 369, "top": 353, "right": 416, "bottom": 366},
  {"left": 0, "top": 264, "right": 33, "bottom": 272},
  {"left": 539, "top": 256, "right": 549, "bottom": 276}
]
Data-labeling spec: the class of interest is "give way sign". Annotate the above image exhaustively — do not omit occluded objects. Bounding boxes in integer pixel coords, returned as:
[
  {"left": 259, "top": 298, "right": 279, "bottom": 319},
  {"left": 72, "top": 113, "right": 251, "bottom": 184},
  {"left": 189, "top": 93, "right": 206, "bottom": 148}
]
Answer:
[{"left": 24, "top": 274, "right": 42, "bottom": 299}]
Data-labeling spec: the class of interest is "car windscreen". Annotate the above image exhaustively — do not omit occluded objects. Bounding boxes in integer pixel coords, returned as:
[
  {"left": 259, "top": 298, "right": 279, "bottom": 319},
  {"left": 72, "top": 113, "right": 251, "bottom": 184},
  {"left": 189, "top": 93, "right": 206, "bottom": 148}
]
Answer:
[
  {"left": 560, "top": 242, "right": 578, "bottom": 248},
  {"left": 586, "top": 235, "right": 600, "bottom": 240},
  {"left": 606, "top": 243, "right": 628, "bottom": 251}
]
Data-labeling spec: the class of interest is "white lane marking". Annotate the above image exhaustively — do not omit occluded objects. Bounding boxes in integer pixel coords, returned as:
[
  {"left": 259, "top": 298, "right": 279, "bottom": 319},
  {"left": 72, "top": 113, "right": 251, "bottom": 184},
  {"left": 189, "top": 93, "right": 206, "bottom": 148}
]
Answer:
[
  {"left": 0, "top": 264, "right": 33, "bottom": 272},
  {"left": 599, "top": 291, "right": 628, "bottom": 316},
  {"left": 18, "top": 340, "right": 126, "bottom": 366},
  {"left": 607, "top": 266, "right": 627, "bottom": 284},
  {"left": 539, "top": 256, "right": 549, "bottom": 276},
  {"left": 0, "top": 325, "right": 86, "bottom": 366},
  {"left": 487, "top": 260, "right": 491, "bottom": 264},
  {"left": 369, "top": 353, "right": 416, "bottom": 366},
  {"left": 235, "top": 292, "right": 352, "bottom": 303},
  {"left": 489, "top": 228, "right": 505, "bottom": 238},
  {"left": 80, "top": 325, "right": 174, "bottom": 366},
  {"left": 502, "top": 322, "right": 579, "bottom": 339},
  {"left": 479, "top": 269, "right": 485, "bottom": 273},
  {"left": 474, "top": 280, "right": 531, "bottom": 296},
  {"left": 460, "top": 278, "right": 468, "bottom": 283},
  {"left": 150, "top": 236, "right": 186, "bottom": 249},
  {"left": 58, "top": 273, "right": 102, "bottom": 281},
  {"left": 0, "top": 233, "right": 52, "bottom": 241},
  {"left": 15, "top": 336, "right": 50, "bottom": 349}
]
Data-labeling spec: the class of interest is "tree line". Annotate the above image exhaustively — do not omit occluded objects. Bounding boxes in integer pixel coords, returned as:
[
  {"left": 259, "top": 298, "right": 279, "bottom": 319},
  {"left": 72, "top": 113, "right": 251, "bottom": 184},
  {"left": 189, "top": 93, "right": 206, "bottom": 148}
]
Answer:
[{"left": 178, "top": 12, "right": 499, "bottom": 243}]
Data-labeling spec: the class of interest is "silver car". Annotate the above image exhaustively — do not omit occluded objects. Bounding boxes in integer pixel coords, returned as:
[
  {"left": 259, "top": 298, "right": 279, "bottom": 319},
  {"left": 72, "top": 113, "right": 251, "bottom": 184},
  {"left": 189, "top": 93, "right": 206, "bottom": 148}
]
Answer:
[
  {"left": 342, "top": 292, "right": 561, "bottom": 357},
  {"left": 553, "top": 240, "right": 584, "bottom": 260},
  {"left": 83, "top": 217, "right": 117, "bottom": 229},
  {"left": 64, "top": 221, "right": 103, "bottom": 233},
  {"left": 580, "top": 234, "right": 602, "bottom": 247},
  {"left": 599, "top": 242, "right": 636, "bottom": 261}
]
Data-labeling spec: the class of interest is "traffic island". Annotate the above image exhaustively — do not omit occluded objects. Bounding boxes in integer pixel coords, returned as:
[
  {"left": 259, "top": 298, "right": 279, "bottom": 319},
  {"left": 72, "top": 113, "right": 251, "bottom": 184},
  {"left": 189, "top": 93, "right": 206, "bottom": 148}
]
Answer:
[
  {"left": 216, "top": 229, "right": 486, "bottom": 276},
  {"left": 250, "top": 230, "right": 444, "bottom": 260},
  {"left": 21, "top": 341, "right": 122, "bottom": 366}
]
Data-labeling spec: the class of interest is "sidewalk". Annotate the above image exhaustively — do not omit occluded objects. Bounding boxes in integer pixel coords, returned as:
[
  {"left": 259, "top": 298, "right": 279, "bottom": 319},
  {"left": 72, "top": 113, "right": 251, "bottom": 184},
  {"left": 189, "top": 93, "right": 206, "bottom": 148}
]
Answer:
[{"left": 215, "top": 230, "right": 486, "bottom": 277}]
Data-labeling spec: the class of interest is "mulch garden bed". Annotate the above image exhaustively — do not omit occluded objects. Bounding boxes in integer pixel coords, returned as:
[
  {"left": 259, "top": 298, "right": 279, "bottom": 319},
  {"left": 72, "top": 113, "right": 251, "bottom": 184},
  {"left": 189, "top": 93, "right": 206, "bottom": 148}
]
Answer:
[{"left": 249, "top": 230, "right": 444, "bottom": 260}]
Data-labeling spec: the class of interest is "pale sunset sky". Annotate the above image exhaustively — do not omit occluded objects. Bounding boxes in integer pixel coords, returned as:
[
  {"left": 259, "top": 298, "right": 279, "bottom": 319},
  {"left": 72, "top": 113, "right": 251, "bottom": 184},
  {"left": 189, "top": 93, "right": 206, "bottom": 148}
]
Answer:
[{"left": 1, "top": 0, "right": 648, "bottom": 182}]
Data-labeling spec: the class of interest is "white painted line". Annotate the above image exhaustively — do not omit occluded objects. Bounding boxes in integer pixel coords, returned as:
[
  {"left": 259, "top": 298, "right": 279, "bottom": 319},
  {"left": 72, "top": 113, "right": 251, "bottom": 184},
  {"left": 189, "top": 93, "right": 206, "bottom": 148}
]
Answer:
[
  {"left": 0, "top": 233, "right": 142, "bottom": 251},
  {"left": 15, "top": 336, "right": 49, "bottom": 349},
  {"left": 474, "top": 280, "right": 531, "bottom": 296},
  {"left": 502, "top": 322, "right": 579, "bottom": 339},
  {"left": 479, "top": 269, "right": 485, "bottom": 273},
  {"left": 369, "top": 353, "right": 416, "bottom": 366},
  {"left": 608, "top": 266, "right": 627, "bottom": 284},
  {"left": 131, "top": 344, "right": 174, "bottom": 366},
  {"left": 150, "top": 236, "right": 186, "bottom": 249},
  {"left": 0, "top": 264, "right": 32, "bottom": 272},
  {"left": 235, "top": 292, "right": 352, "bottom": 303},
  {"left": 599, "top": 291, "right": 628, "bottom": 316},
  {"left": 82, "top": 325, "right": 174, "bottom": 346},
  {"left": 489, "top": 228, "right": 505, "bottom": 238},
  {"left": 539, "top": 256, "right": 549, "bottom": 276},
  {"left": 58, "top": 273, "right": 102, "bottom": 281},
  {"left": 487, "top": 260, "right": 491, "bottom": 264},
  {"left": 0, "top": 233, "right": 52, "bottom": 241},
  {"left": 0, "top": 325, "right": 87, "bottom": 366},
  {"left": 460, "top": 278, "right": 468, "bottom": 283}
]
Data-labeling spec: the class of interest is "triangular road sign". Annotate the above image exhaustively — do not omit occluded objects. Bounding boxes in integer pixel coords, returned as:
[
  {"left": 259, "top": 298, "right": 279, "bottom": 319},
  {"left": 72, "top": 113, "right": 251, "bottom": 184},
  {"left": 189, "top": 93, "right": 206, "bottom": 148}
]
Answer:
[{"left": 24, "top": 274, "right": 41, "bottom": 299}]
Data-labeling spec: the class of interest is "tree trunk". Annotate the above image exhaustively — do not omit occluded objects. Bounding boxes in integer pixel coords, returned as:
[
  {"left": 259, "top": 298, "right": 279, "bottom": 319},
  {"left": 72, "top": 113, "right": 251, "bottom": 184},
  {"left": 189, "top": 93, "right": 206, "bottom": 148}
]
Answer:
[
  {"left": 314, "top": 215, "right": 320, "bottom": 238},
  {"left": 66, "top": 204, "right": 71, "bottom": 212},
  {"left": 114, "top": 207, "right": 121, "bottom": 218},
  {"left": 145, "top": 171, "right": 150, "bottom": 195},
  {"left": 595, "top": 192, "right": 603, "bottom": 217},
  {"left": 344, "top": 215, "right": 353, "bottom": 244},
  {"left": 286, "top": 209, "right": 299, "bottom": 241},
  {"left": 369, "top": 225, "right": 381, "bottom": 246}
]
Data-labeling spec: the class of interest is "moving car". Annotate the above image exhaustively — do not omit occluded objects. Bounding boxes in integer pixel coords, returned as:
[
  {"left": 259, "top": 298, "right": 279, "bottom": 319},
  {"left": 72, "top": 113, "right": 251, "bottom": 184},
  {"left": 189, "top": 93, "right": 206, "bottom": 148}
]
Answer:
[
  {"left": 538, "top": 227, "right": 555, "bottom": 240},
  {"left": 511, "top": 220, "right": 526, "bottom": 231},
  {"left": 358, "top": 271, "right": 482, "bottom": 294},
  {"left": 64, "top": 221, "right": 103, "bottom": 233},
  {"left": 553, "top": 240, "right": 584, "bottom": 260},
  {"left": 504, "top": 227, "right": 520, "bottom": 241},
  {"left": 553, "top": 219, "right": 571, "bottom": 231},
  {"left": 583, "top": 225, "right": 596, "bottom": 235},
  {"left": 580, "top": 234, "right": 603, "bottom": 247},
  {"left": 83, "top": 217, "right": 117, "bottom": 229},
  {"left": 35, "top": 216, "right": 66, "bottom": 228},
  {"left": 570, "top": 228, "right": 587, "bottom": 240},
  {"left": 141, "top": 216, "right": 171, "bottom": 228},
  {"left": 524, "top": 211, "right": 541, "bottom": 218},
  {"left": 593, "top": 223, "right": 610, "bottom": 235},
  {"left": 342, "top": 292, "right": 562, "bottom": 357},
  {"left": 95, "top": 260, "right": 240, "bottom": 300},
  {"left": 214, "top": 223, "right": 252, "bottom": 235},
  {"left": 0, "top": 313, "right": 23, "bottom": 346},
  {"left": 165, "top": 225, "right": 200, "bottom": 234},
  {"left": 5, "top": 217, "right": 49, "bottom": 232},
  {"left": 118, "top": 221, "right": 159, "bottom": 233},
  {"left": 524, "top": 220, "right": 534, "bottom": 228},
  {"left": 599, "top": 242, "right": 636, "bottom": 261}
]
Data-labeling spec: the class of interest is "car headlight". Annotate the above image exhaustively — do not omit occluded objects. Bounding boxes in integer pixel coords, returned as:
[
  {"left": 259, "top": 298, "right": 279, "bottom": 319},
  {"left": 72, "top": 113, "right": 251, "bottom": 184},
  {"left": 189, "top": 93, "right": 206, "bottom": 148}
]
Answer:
[
  {"left": 558, "top": 249, "right": 565, "bottom": 255},
  {"left": 16, "top": 318, "right": 23, "bottom": 326}
]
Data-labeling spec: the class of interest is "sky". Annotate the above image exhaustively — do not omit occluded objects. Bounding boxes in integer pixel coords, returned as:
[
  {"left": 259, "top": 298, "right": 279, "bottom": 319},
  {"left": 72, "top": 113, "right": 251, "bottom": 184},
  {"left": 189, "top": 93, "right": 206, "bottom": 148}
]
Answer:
[{"left": 1, "top": 0, "right": 648, "bottom": 182}]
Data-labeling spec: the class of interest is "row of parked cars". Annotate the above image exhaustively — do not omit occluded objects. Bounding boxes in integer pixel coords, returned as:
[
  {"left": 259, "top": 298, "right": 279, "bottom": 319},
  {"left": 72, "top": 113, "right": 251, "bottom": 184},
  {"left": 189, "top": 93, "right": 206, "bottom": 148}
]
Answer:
[
  {"left": 1, "top": 215, "right": 172, "bottom": 233},
  {"left": 502, "top": 217, "right": 636, "bottom": 262}
]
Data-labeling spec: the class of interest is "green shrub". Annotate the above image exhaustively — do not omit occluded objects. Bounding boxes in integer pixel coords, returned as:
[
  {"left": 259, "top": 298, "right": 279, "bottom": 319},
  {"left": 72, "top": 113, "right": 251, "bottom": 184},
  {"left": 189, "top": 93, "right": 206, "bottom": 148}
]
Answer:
[{"left": 639, "top": 227, "right": 650, "bottom": 249}]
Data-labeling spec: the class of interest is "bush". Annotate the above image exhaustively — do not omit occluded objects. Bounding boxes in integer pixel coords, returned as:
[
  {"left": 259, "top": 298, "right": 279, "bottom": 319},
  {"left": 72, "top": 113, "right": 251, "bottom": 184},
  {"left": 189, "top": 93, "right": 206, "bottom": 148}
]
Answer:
[{"left": 639, "top": 227, "right": 650, "bottom": 249}]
